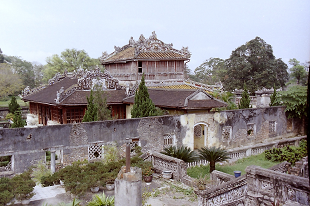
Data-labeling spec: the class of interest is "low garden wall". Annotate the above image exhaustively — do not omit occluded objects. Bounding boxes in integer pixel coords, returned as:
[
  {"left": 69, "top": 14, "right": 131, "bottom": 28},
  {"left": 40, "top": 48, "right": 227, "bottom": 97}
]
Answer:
[{"left": 227, "top": 136, "right": 306, "bottom": 163}]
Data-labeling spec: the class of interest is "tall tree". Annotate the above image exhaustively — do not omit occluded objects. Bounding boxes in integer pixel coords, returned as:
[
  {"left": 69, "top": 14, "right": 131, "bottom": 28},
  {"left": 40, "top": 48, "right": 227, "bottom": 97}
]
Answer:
[
  {"left": 0, "top": 63, "right": 24, "bottom": 99},
  {"left": 288, "top": 58, "right": 308, "bottom": 85},
  {"left": 239, "top": 83, "right": 251, "bottom": 109},
  {"left": 11, "top": 108, "right": 25, "bottom": 128},
  {"left": 43, "top": 49, "right": 100, "bottom": 82},
  {"left": 194, "top": 58, "right": 226, "bottom": 84},
  {"left": 82, "top": 90, "right": 98, "bottom": 122},
  {"left": 131, "top": 74, "right": 163, "bottom": 118},
  {"left": 223, "top": 37, "right": 289, "bottom": 94},
  {"left": 93, "top": 86, "right": 112, "bottom": 121},
  {"left": 269, "top": 84, "right": 278, "bottom": 107},
  {"left": 8, "top": 96, "right": 20, "bottom": 114}
]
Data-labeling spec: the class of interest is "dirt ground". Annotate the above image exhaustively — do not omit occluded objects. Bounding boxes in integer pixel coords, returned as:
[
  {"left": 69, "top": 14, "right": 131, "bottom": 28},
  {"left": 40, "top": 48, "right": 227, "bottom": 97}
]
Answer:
[{"left": 19, "top": 175, "right": 198, "bottom": 206}]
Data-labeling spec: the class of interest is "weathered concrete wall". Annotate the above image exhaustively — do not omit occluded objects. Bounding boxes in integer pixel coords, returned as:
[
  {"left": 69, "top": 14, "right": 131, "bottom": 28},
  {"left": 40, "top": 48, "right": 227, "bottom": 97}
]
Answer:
[
  {"left": 246, "top": 165, "right": 310, "bottom": 206},
  {"left": 0, "top": 106, "right": 300, "bottom": 174},
  {"left": 0, "top": 115, "right": 183, "bottom": 173},
  {"left": 181, "top": 106, "right": 298, "bottom": 150}
]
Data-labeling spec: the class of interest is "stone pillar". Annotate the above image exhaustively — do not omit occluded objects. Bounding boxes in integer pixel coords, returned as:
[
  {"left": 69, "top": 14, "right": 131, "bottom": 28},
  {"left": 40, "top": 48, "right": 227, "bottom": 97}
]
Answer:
[
  {"left": 51, "top": 150, "right": 56, "bottom": 174},
  {"left": 115, "top": 166, "right": 142, "bottom": 206}
]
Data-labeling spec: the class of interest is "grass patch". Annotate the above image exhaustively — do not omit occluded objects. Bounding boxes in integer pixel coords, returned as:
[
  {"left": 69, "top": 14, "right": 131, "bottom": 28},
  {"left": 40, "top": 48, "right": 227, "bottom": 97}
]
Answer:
[
  {"left": 0, "top": 96, "right": 28, "bottom": 107},
  {"left": 187, "top": 153, "right": 280, "bottom": 178}
]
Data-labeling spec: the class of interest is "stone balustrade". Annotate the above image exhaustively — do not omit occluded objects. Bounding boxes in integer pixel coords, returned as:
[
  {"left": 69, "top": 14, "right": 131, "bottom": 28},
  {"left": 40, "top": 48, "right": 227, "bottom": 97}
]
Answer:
[
  {"left": 246, "top": 165, "right": 310, "bottom": 205},
  {"left": 196, "top": 175, "right": 247, "bottom": 206},
  {"left": 148, "top": 151, "right": 187, "bottom": 181},
  {"left": 227, "top": 136, "right": 306, "bottom": 163}
]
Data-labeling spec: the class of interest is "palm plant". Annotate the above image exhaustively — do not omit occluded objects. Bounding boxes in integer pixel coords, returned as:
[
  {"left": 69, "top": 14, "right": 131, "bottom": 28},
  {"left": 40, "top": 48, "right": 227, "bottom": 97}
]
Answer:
[
  {"left": 161, "top": 146, "right": 198, "bottom": 162},
  {"left": 87, "top": 192, "right": 115, "bottom": 206},
  {"left": 198, "top": 146, "right": 230, "bottom": 173}
]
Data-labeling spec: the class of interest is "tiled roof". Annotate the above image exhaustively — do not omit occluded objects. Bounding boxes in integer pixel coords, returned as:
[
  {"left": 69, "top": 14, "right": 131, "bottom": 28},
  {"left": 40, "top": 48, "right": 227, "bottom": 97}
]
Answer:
[
  {"left": 22, "top": 78, "right": 78, "bottom": 105},
  {"left": 103, "top": 47, "right": 135, "bottom": 63},
  {"left": 61, "top": 90, "right": 126, "bottom": 105},
  {"left": 101, "top": 32, "right": 190, "bottom": 64},
  {"left": 22, "top": 77, "right": 127, "bottom": 105},
  {"left": 123, "top": 89, "right": 226, "bottom": 109},
  {"left": 136, "top": 52, "right": 186, "bottom": 60}
]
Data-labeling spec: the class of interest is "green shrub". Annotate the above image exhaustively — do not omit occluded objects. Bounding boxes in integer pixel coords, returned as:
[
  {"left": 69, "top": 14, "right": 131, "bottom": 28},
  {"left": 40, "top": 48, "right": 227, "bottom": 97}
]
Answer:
[
  {"left": 264, "top": 140, "right": 307, "bottom": 165},
  {"left": 11, "top": 169, "right": 35, "bottom": 201},
  {"left": 32, "top": 160, "right": 51, "bottom": 184},
  {"left": 0, "top": 177, "right": 14, "bottom": 206}
]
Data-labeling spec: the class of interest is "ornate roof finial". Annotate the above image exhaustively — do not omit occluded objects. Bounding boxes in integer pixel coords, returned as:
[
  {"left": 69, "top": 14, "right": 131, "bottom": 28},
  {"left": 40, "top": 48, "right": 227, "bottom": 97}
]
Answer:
[
  {"left": 129, "top": 37, "right": 135, "bottom": 46},
  {"left": 149, "top": 31, "right": 157, "bottom": 40},
  {"left": 138, "top": 34, "right": 146, "bottom": 43}
]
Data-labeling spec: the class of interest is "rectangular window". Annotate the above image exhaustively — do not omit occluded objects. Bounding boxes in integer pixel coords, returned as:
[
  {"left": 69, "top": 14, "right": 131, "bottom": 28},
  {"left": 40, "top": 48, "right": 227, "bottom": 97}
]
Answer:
[
  {"left": 0, "top": 155, "right": 12, "bottom": 171},
  {"left": 269, "top": 121, "right": 276, "bottom": 133},
  {"left": 164, "top": 134, "right": 175, "bottom": 148},
  {"left": 138, "top": 61, "right": 142, "bottom": 73}
]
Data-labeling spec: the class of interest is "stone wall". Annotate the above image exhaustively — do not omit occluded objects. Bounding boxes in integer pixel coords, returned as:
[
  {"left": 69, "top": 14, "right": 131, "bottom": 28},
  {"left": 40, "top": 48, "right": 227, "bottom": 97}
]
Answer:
[
  {"left": 0, "top": 115, "right": 183, "bottom": 173},
  {"left": 0, "top": 106, "right": 301, "bottom": 174},
  {"left": 181, "top": 106, "right": 298, "bottom": 150},
  {"left": 246, "top": 166, "right": 310, "bottom": 206}
]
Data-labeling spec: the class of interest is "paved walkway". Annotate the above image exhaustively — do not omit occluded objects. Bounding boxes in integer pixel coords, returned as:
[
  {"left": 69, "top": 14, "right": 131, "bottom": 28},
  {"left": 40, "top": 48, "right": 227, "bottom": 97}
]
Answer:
[{"left": 30, "top": 185, "right": 66, "bottom": 201}]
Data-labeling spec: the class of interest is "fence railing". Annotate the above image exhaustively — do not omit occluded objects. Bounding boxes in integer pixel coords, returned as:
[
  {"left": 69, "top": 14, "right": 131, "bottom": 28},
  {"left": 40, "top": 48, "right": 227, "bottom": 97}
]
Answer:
[{"left": 227, "top": 135, "right": 306, "bottom": 163}]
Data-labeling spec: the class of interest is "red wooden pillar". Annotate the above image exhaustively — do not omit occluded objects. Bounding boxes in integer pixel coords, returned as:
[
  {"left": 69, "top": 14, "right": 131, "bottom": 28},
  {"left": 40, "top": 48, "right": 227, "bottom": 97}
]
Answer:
[{"left": 62, "top": 107, "right": 67, "bottom": 124}]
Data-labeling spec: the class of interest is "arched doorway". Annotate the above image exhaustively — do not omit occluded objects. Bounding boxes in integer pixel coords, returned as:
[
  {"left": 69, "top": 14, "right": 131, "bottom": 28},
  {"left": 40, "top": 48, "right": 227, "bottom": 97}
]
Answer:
[{"left": 193, "top": 123, "right": 208, "bottom": 150}]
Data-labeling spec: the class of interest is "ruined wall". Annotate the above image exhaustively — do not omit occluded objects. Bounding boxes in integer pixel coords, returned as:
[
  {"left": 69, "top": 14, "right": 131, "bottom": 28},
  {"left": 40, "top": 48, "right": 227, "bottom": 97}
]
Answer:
[
  {"left": 246, "top": 165, "right": 310, "bottom": 206},
  {"left": 181, "top": 107, "right": 297, "bottom": 150},
  {"left": 0, "top": 116, "right": 182, "bottom": 173},
  {"left": 0, "top": 106, "right": 301, "bottom": 174}
]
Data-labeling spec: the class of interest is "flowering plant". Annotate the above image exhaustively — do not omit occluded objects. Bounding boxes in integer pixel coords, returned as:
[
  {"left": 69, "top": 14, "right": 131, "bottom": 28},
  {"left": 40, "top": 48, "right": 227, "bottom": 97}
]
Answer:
[{"left": 142, "top": 167, "right": 154, "bottom": 176}]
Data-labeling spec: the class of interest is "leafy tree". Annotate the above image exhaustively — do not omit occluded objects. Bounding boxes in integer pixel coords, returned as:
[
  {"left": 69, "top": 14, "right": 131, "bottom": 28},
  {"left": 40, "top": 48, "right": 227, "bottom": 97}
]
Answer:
[
  {"left": 131, "top": 73, "right": 164, "bottom": 118},
  {"left": 8, "top": 96, "right": 20, "bottom": 114},
  {"left": 238, "top": 83, "right": 251, "bottom": 109},
  {"left": 161, "top": 146, "right": 198, "bottom": 162},
  {"left": 7, "top": 56, "right": 35, "bottom": 88},
  {"left": 274, "top": 85, "right": 307, "bottom": 119},
  {"left": 32, "top": 63, "right": 45, "bottom": 86},
  {"left": 0, "top": 63, "right": 24, "bottom": 99},
  {"left": 44, "top": 48, "right": 100, "bottom": 82},
  {"left": 194, "top": 58, "right": 226, "bottom": 84},
  {"left": 288, "top": 58, "right": 308, "bottom": 85},
  {"left": 198, "top": 146, "right": 230, "bottom": 173},
  {"left": 82, "top": 90, "right": 98, "bottom": 122},
  {"left": 223, "top": 37, "right": 289, "bottom": 94},
  {"left": 11, "top": 108, "right": 25, "bottom": 128}
]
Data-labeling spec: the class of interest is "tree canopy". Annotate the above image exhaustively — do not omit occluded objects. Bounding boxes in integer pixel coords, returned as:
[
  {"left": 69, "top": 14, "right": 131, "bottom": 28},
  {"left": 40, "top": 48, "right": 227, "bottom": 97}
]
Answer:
[
  {"left": 221, "top": 37, "right": 288, "bottom": 94},
  {"left": 0, "top": 63, "right": 24, "bottom": 99},
  {"left": 274, "top": 85, "right": 307, "bottom": 119},
  {"left": 131, "top": 74, "right": 164, "bottom": 118},
  {"left": 44, "top": 48, "right": 101, "bottom": 82},
  {"left": 194, "top": 58, "right": 226, "bottom": 85},
  {"left": 288, "top": 58, "right": 308, "bottom": 85}
]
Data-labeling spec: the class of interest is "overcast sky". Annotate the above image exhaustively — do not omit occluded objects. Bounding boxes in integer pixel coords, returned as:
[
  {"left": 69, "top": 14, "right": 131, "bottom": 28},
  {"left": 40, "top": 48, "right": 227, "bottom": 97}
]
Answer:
[{"left": 1, "top": 0, "right": 309, "bottom": 72}]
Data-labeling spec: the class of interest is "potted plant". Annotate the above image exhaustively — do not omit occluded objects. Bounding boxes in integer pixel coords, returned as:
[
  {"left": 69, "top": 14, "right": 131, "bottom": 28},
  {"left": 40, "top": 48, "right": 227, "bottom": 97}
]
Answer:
[
  {"left": 195, "top": 175, "right": 208, "bottom": 190},
  {"left": 105, "top": 178, "right": 115, "bottom": 191},
  {"left": 142, "top": 166, "right": 154, "bottom": 183},
  {"left": 86, "top": 175, "right": 100, "bottom": 193}
]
